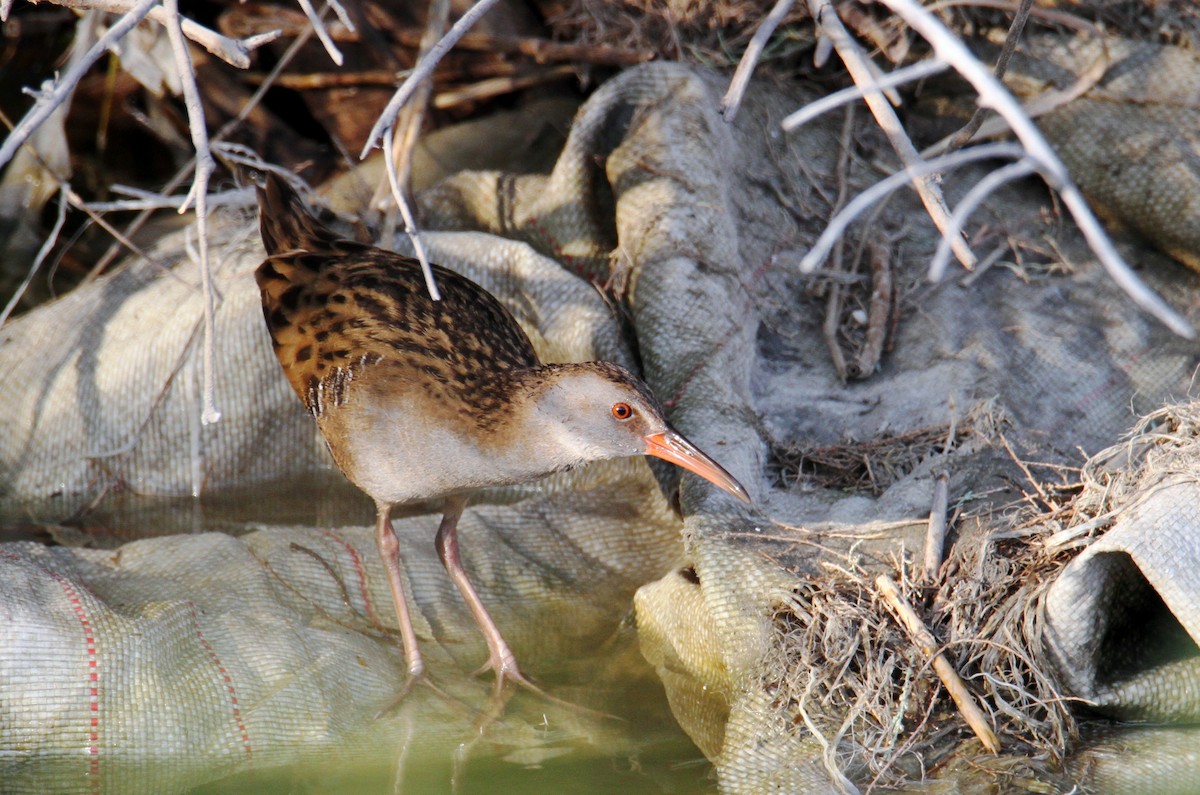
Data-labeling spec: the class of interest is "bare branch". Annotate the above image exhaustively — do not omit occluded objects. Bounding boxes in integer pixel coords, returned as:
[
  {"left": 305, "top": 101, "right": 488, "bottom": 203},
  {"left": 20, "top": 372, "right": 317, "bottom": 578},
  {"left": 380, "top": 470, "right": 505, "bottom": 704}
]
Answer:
[
  {"left": 800, "top": 142, "right": 1026, "bottom": 274},
  {"left": 720, "top": 0, "right": 796, "bottom": 122},
  {"left": 922, "top": 18, "right": 1108, "bottom": 156},
  {"left": 91, "top": 5, "right": 319, "bottom": 276},
  {"left": 432, "top": 65, "right": 577, "bottom": 109},
  {"left": 922, "top": 470, "right": 950, "bottom": 584},
  {"left": 164, "top": 0, "right": 221, "bottom": 425},
  {"left": 377, "top": 0, "right": 448, "bottom": 211},
  {"left": 782, "top": 58, "right": 947, "bottom": 132},
  {"left": 360, "top": 0, "right": 505, "bottom": 159},
  {"left": 0, "top": 0, "right": 158, "bottom": 174},
  {"left": 877, "top": 0, "right": 1192, "bottom": 337},
  {"left": 877, "top": 574, "right": 1001, "bottom": 754},
  {"left": 293, "top": 0, "right": 346, "bottom": 65},
  {"left": 86, "top": 185, "right": 255, "bottom": 212},
  {"left": 851, "top": 243, "right": 892, "bottom": 378},
  {"left": 942, "top": 0, "right": 1034, "bottom": 153},
  {"left": 806, "top": 0, "right": 977, "bottom": 270},
  {"left": 928, "top": 159, "right": 1036, "bottom": 281},
  {"left": 0, "top": 185, "right": 69, "bottom": 327},
  {"left": 25, "top": 0, "right": 279, "bottom": 68},
  {"left": 383, "top": 127, "right": 440, "bottom": 301}
]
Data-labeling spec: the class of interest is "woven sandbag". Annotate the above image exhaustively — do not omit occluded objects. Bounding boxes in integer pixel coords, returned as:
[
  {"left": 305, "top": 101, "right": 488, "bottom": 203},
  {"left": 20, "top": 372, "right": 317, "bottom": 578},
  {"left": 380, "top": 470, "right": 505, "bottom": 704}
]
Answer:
[
  {"left": 1006, "top": 35, "right": 1200, "bottom": 271},
  {"left": 4, "top": 57, "right": 1200, "bottom": 794}
]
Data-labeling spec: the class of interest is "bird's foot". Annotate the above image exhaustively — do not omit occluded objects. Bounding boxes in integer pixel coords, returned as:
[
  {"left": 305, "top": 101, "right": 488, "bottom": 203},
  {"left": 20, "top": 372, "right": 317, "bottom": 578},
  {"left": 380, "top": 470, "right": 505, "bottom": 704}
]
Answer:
[
  {"left": 374, "top": 667, "right": 445, "bottom": 719},
  {"left": 472, "top": 652, "right": 544, "bottom": 699},
  {"left": 471, "top": 655, "right": 618, "bottom": 722}
]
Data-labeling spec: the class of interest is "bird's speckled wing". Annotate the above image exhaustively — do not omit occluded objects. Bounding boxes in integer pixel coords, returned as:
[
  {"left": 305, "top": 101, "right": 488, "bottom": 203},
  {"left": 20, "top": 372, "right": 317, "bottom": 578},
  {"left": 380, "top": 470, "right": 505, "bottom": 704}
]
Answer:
[{"left": 254, "top": 174, "right": 540, "bottom": 420}]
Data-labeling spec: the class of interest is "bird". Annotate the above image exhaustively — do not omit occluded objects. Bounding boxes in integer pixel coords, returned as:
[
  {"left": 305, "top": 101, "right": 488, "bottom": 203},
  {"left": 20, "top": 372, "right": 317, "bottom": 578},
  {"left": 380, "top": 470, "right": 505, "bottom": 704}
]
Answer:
[{"left": 254, "top": 172, "right": 750, "bottom": 692}]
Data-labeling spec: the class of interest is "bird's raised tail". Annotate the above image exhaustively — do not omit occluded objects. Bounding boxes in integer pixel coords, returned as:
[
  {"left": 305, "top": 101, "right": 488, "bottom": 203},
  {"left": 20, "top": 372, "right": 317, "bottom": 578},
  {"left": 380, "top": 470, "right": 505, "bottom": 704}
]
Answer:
[{"left": 257, "top": 172, "right": 338, "bottom": 257}]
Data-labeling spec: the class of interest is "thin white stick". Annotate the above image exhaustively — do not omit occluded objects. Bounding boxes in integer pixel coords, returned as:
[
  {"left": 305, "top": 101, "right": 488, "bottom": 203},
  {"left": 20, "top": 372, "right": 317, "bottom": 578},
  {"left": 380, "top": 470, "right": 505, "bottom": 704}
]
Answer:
[
  {"left": 807, "top": 0, "right": 976, "bottom": 270},
  {"left": 86, "top": 186, "right": 255, "bottom": 212},
  {"left": 23, "top": 0, "right": 279, "bottom": 68},
  {"left": 0, "top": 0, "right": 157, "bottom": 174},
  {"left": 360, "top": 0, "right": 504, "bottom": 158},
  {"left": 165, "top": 0, "right": 221, "bottom": 425},
  {"left": 782, "top": 58, "right": 948, "bottom": 131},
  {"left": 921, "top": 469, "right": 950, "bottom": 584},
  {"left": 877, "top": 574, "right": 1001, "bottom": 753},
  {"left": 323, "top": 0, "right": 354, "bottom": 32},
  {"left": 877, "top": 0, "right": 1192, "bottom": 338},
  {"left": 801, "top": 142, "right": 1025, "bottom": 273},
  {"left": 91, "top": 9, "right": 315, "bottom": 277},
  {"left": 928, "top": 158, "right": 1035, "bottom": 282},
  {"left": 383, "top": 127, "right": 440, "bottom": 301},
  {"left": 293, "top": 0, "right": 344, "bottom": 65},
  {"left": 720, "top": 0, "right": 796, "bottom": 122},
  {"left": 0, "top": 185, "right": 69, "bottom": 327},
  {"left": 210, "top": 141, "right": 283, "bottom": 174}
]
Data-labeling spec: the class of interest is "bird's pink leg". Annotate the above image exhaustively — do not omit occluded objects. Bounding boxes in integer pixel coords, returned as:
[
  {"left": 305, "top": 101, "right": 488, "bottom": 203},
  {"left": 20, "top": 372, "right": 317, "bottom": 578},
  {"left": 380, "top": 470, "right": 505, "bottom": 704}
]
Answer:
[
  {"left": 375, "top": 502, "right": 425, "bottom": 681},
  {"left": 434, "top": 495, "right": 533, "bottom": 692}
]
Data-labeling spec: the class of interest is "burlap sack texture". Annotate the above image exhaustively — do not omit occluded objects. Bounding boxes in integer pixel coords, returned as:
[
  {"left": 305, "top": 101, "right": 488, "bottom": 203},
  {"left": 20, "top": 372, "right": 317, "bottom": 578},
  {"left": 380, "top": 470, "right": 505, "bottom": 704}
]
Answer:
[
  {"left": 1009, "top": 35, "right": 1200, "bottom": 273},
  {"left": 2, "top": 38, "right": 1200, "bottom": 793}
]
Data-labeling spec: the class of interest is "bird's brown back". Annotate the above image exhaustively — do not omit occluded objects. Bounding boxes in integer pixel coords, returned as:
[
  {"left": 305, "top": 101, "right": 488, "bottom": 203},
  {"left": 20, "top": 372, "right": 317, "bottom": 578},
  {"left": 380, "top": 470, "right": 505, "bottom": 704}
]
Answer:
[{"left": 255, "top": 174, "right": 540, "bottom": 426}]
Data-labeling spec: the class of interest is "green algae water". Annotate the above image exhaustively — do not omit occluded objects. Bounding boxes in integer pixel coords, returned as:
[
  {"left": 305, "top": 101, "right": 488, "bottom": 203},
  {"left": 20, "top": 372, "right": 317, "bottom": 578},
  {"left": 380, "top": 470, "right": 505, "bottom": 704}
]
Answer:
[{"left": 0, "top": 482, "right": 717, "bottom": 795}]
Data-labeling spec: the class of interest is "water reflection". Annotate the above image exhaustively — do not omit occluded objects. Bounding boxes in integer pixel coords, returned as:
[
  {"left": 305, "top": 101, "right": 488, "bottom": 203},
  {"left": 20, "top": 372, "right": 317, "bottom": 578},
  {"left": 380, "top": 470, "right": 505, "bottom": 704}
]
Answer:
[
  {"left": 0, "top": 475, "right": 712, "bottom": 794},
  {"left": 189, "top": 671, "right": 715, "bottom": 795}
]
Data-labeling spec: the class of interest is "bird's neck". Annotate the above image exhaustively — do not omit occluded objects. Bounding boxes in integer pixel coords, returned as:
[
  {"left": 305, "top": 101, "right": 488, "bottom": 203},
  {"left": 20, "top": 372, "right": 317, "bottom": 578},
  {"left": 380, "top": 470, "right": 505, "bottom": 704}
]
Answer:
[{"left": 476, "top": 365, "right": 599, "bottom": 476}]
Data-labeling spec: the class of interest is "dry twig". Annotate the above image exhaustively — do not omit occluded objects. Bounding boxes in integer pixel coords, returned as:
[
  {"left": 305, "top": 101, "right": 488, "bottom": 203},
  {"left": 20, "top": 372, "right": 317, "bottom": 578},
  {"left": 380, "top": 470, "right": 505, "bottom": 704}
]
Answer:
[
  {"left": 922, "top": 470, "right": 950, "bottom": 583},
  {"left": 928, "top": 158, "right": 1036, "bottom": 281},
  {"left": 781, "top": 58, "right": 947, "bottom": 132},
  {"left": 90, "top": 8, "right": 321, "bottom": 277},
  {"left": 876, "top": 574, "right": 1001, "bottom": 753},
  {"left": 942, "top": 0, "right": 1034, "bottom": 153},
  {"left": 164, "top": 0, "right": 220, "bottom": 424},
  {"left": 360, "top": 0, "right": 504, "bottom": 158},
  {"left": 432, "top": 66, "right": 578, "bottom": 109},
  {"left": 821, "top": 106, "right": 856, "bottom": 381},
  {"left": 15, "top": 0, "right": 278, "bottom": 68},
  {"left": 0, "top": 185, "right": 68, "bottom": 327},
  {"left": 720, "top": 0, "right": 797, "bottom": 122},
  {"left": 921, "top": 5, "right": 1109, "bottom": 157},
  {"left": 292, "top": 0, "right": 353, "bottom": 65},
  {"left": 849, "top": 242, "right": 891, "bottom": 378},
  {"left": 375, "top": 0, "right": 450, "bottom": 302},
  {"left": 799, "top": 141, "right": 1027, "bottom": 275},
  {"left": 0, "top": 0, "right": 159, "bottom": 174},
  {"left": 806, "top": 0, "right": 977, "bottom": 271},
  {"left": 876, "top": 0, "right": 1191, "bottom": 337}
]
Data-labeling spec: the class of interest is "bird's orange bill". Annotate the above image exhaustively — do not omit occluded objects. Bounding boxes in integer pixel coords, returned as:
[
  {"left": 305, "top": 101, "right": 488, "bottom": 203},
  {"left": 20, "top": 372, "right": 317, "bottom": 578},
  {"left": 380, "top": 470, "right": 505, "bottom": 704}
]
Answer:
[{"left": 644, "top": 431, "right": 751, "bottom": 504}]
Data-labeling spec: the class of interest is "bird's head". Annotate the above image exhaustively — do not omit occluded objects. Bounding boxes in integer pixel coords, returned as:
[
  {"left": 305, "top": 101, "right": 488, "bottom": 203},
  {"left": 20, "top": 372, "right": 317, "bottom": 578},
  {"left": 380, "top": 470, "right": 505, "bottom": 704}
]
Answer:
[{"left": 528, "top": 362, "right": 751, "bottom": 504}]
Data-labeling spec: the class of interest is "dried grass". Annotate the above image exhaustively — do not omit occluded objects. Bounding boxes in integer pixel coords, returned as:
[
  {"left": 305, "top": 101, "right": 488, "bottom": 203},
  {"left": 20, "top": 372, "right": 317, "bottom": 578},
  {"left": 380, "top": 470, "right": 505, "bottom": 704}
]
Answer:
[
  {"left": 771, "top": 400, "right": 1007, "bottom": 494},
  {"left": 764, "top": 526, "right": 1076, "bottom": 790},
  {"left": 759, "top": 402, "right": 1200, "bottom": 789},
  {"left": 540, "top": 0, "right": 812, "bottom": 65}
]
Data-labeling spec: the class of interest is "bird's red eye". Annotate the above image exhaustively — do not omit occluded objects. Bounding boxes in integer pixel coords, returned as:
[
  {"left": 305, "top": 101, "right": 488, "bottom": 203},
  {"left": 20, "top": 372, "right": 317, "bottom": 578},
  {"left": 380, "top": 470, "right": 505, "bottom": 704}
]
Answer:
[{"left": 612, "top": 402, "right": 633, "bottom": 420}]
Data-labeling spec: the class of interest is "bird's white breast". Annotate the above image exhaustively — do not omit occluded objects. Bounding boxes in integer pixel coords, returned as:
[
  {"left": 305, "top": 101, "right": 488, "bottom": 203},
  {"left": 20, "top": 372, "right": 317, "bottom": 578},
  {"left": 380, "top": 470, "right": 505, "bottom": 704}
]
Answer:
[{"left": 320, "top": 395, "right": 577, "bottom": 506}]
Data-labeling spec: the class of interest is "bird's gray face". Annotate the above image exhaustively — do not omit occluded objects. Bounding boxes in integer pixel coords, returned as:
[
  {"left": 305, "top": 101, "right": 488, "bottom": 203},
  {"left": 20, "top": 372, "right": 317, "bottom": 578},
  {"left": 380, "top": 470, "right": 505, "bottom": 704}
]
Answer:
[
  {"left": 536, "top": 370, "right": 663, "bottom": 459},
  {"left": 536, "top": 369, "right": 750, "bottom": 504}
]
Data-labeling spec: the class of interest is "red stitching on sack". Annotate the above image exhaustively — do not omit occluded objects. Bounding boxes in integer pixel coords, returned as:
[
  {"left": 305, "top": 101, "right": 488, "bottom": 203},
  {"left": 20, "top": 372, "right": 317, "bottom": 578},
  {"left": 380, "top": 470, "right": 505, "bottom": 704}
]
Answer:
[
  {"left": 525, "top": 215, "right": 587, "bottom": 275},
  {"left": 320, "top": 530, "right": 381, "bottom": 627},
  {"left": 0, "top": 550, "right": 102, "bottom": 794},
  {"left": 187, "top": 601, "right": 253, "bottom": 760}
]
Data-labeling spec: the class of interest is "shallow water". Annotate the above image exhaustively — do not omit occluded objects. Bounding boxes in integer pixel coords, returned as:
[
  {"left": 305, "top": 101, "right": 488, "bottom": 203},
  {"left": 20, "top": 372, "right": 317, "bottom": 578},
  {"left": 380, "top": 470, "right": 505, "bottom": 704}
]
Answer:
[
  {"left": 9, "top": 673, "right": 715, "bottom": 795},
  {"left": 191, "top": 710, "right": 714, "bottom": 795},
  {"left": 11, "top": 484, "right": 1200, "bottom": 794},
  {"left": 1, "top": 480, "right": 716, "bottom": 795}
]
